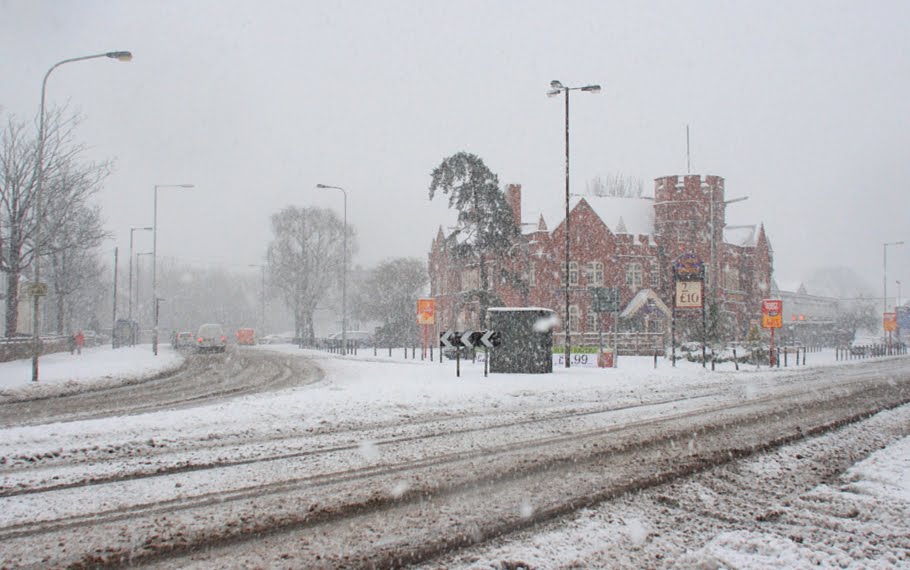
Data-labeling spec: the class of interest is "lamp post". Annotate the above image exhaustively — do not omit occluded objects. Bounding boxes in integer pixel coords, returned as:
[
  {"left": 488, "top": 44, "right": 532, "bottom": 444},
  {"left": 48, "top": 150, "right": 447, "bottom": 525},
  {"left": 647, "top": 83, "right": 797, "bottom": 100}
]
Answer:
[
  {"left": 316, "top": 184, "right": 348, "bottom": 355},
  {"left": 898, "top": 280, "right": 902, "bottom": 309},
  {"left": 883, "top": 241, "right": 904, "bottom": 321},
  {"left": 249, "top": 264, "right": 266, "bottom": 334},
  {"left": 129, "top": 226, "right": 153, "bottom": 321},
  {"left": 547, "top": 80, "right": 601, "bottom": 368},
  {"left": 135, "top": 252, "right": 153, "bottom": 338},
  {"left": 30, "top": 50, "right": 132, "bottom": 382},
  {"left": 152, "top": 184, "right": 194, "bottom": 355}
]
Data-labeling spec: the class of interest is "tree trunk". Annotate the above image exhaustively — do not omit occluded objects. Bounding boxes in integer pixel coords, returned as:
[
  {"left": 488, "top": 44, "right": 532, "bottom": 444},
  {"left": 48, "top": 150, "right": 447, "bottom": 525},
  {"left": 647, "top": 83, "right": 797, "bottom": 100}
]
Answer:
[
  {"left": 5, "top": 270, "right": 20, "bottom": 337},
  {"left": 56, "top": 290, "right": 66, "bottom": 335},
  {"left": 305, "top": 310, "right": 315, "bottom": 346}
]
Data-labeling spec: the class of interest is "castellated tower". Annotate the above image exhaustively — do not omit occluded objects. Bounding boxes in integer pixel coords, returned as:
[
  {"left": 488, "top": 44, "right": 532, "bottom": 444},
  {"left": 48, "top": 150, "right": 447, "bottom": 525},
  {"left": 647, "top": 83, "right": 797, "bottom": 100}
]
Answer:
[{"left": 653, "top": 174, "right": 726, "bottom": 292}]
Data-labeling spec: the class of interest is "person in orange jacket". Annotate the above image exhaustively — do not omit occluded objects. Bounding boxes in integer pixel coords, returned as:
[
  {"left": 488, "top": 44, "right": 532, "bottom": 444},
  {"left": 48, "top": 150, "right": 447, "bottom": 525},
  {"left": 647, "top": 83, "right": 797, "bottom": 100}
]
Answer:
[{"left": 74, "top": 330, "right": 85, "bottom": 355}]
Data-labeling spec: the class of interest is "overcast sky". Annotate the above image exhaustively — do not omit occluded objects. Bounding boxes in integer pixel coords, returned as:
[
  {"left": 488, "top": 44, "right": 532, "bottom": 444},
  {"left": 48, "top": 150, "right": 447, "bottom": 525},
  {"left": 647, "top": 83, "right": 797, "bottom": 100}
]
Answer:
[{"left": 2, "top": 0, "right": 909, "bottom": 299}]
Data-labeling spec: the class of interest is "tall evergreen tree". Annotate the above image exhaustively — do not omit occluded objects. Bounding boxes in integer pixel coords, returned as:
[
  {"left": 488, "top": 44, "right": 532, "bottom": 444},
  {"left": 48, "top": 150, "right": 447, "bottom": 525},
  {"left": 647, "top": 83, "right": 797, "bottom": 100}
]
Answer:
[{"left": 429, "top": 152, "right": 519, "bottom": 325}]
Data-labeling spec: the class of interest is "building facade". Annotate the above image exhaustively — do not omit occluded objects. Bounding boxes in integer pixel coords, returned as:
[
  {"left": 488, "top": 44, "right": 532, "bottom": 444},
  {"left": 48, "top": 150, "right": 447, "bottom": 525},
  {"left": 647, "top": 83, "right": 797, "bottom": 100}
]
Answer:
[{"left": 428, "top": 174, "right": 774, "bottom": 352}]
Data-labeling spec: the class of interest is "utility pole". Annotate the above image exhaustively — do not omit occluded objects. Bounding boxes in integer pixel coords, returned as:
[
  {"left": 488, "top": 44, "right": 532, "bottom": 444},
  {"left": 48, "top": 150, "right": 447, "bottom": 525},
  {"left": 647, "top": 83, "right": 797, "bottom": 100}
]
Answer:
[{"left": 111, "top": 247, "right": 118, "bottom": 348}]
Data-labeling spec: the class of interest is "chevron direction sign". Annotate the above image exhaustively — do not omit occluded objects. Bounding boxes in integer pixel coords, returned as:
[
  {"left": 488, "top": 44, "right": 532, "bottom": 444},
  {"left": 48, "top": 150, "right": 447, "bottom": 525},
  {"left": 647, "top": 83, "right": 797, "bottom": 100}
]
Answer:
[{"left": 439, "top": 330, "right": 502, "bottom": 348}]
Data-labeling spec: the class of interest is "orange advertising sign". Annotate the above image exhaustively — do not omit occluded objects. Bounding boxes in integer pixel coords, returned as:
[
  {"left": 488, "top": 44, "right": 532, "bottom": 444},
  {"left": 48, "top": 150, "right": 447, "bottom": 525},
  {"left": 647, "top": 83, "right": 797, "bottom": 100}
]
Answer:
[
  {"left": 417, "top": 298, "right": 436, "bottom": 325},
  {"left": 762, "top": 299, "right": 783, "bottom": 329},
  {"left": 884, "top": 312, "right": 897, "bottom": 332}
]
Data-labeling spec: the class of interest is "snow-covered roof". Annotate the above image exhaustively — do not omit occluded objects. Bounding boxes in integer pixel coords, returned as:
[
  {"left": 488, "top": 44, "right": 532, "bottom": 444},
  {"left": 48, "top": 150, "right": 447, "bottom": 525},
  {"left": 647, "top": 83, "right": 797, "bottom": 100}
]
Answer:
[
  {"left": 581, "top": 196, "right": 655, "bottom": 236},
  {"left": 619, "top": 289, "right": 671, "bottom": 319},
  {"left": 724, "top": 225, "right": 757, "bottom": 247},
  {"left": 526, "top": 195, "right": 655, "bottom": 238}
]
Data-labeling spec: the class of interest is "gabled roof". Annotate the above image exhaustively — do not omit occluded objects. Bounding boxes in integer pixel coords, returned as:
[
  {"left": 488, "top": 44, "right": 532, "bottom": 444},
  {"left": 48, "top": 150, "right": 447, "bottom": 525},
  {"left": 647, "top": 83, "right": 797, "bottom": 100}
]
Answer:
[
  {"left": 581, "top": 196, "right": 655, "bottom": 237},
  {"left": 526, "top": 195, "right": 655, "bottom": 238},
  {"left": 619, "top": 289, "right": 671, "bottom": 319},
  {"left": 724, "top": 225, "right": 757, "bottom": 247}
]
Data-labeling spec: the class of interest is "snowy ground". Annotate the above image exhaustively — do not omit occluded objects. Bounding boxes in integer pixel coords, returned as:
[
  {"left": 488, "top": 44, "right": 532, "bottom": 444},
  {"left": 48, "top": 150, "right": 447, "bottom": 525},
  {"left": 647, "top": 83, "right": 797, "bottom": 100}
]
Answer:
[
  {"left": 0, "top": 344, "right": 182, "bottom": 394},
  {"left": 0, "top": 344, "right": 908, "bottom": 567}
]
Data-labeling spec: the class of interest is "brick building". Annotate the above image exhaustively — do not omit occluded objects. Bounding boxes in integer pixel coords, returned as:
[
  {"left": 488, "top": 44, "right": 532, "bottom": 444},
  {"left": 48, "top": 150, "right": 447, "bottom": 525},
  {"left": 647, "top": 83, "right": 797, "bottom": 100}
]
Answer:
[{"left": 428, "top": 174, "right": 774, "bottom": 352}]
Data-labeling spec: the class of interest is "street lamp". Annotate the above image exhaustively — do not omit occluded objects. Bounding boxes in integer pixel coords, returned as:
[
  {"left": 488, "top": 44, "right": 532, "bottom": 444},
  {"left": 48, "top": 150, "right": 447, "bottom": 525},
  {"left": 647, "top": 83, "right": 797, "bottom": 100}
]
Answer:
[
  {"left": 316, "top": 184, "right": 348, "bottom": 355},
  {"left": 249, "top": 264, "right": 266, "bottom": 334},
  {"left": 883, "top": 240, "right": 904, "bottom": 320},
  {"left": 136, "top": 252, "right": 153, "bottom": 339},
  {"left": 152, "top": 184, "right": 194, "bottom": 355},
  {"left": 129, "top": 226, "right": 153, "bottom": 321},
  {"left": 30, "top": 50, "right": 132, "bottom": 382},
  {"left": 547, "top": 80, "right": 601, "bottom": 368}
]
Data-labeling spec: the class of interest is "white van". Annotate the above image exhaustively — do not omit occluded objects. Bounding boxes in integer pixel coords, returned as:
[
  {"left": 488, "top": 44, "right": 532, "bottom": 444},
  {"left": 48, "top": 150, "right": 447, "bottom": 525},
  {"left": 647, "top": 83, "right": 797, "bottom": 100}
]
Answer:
[{"left": 196, "top": 323, "right": 226, "bottom": 353}]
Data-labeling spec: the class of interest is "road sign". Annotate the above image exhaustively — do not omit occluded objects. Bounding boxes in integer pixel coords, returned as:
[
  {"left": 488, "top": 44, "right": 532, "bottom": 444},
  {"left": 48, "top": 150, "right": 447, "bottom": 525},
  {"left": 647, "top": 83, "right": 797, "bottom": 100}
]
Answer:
[
  {"left": 673, "top": 253, "right": 704, "bottom": 280},
  {"left": 439, "top": 330, "right": 501, "bottom": 349},
  {"left": 762, "top": 299, "right": 783, "bottom": 329},
  {"left": 675, "top": 281, "right": 703, "bottom": 309},
  {"left": 26, "top": 282, "right": 48, "bottom": 297},
  {"left": 479, "top": 330, "right": 501, "bottom": 348},
  {"left": 440, "top": 330, "right": 457, "bottom": 348},
  {"left": 591, "top": 287, "right": 620, "bottom": 313},
  {"left": 417, "top": 298, "right": 435, "bottom": 325},
  {"left": 884, "top": 312, "right": 897, "bottom": 332}
]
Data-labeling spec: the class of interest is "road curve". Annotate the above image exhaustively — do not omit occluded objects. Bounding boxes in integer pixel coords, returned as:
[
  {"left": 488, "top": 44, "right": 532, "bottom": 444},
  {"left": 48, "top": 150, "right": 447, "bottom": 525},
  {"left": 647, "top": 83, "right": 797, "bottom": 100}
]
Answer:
[{"left": 0, "top": 348, "right": 323, "bottom": 427}]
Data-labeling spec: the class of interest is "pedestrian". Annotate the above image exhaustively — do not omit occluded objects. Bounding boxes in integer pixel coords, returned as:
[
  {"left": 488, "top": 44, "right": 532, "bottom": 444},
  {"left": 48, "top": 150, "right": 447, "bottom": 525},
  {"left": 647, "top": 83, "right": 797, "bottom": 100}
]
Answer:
[
  {"left": 68, "top": 332, "right": 76, "bottom": 355},
  {"left": 74, "top": 330, "right": 85, "bottom": 355}
]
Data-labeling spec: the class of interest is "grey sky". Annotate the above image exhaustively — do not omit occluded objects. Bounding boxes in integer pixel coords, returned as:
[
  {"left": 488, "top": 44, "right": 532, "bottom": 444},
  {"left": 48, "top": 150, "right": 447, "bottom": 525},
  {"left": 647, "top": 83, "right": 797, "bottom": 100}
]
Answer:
[{"left": 2, "top": 0, "right": 909, "bottom": 297}]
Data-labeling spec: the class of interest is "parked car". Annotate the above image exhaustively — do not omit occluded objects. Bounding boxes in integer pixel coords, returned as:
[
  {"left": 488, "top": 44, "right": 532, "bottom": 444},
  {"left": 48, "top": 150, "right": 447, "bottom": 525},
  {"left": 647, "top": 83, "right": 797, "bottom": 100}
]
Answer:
[
  {"left": 326, "top": 330, "right": 373, "bottom": 348},
  {"left": 196, "top": 323, "right": 227, "bottom": 353},
  {"left": 174, "top": 331, "right": 195, "bottom": 349}
]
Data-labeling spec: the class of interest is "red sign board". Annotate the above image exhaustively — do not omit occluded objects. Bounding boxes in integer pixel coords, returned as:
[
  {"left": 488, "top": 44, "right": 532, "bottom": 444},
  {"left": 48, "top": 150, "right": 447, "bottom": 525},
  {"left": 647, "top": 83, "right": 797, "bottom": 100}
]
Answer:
[
  {"left": 884, "top": 312, "right": 897, "bottom": 332},
  {"left": 417, "top": 298, "right": 435, "bottom": 325},
  {"left": 762, "top": 299, "right": 783, "bottom": 329}
]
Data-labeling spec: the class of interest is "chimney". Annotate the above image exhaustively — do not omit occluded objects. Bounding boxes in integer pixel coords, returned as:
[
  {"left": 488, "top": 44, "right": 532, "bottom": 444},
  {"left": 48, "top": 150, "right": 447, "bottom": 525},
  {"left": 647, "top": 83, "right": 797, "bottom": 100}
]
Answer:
[{"left": 506, "top": 184, "right": 522, "bottom": 227}]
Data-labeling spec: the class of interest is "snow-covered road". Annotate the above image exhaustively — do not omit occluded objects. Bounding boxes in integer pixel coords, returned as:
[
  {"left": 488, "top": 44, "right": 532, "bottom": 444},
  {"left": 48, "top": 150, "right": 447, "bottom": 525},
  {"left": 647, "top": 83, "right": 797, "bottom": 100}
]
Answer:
[{"left": 0, "top": 346, "right": 909, "bottom": 568}]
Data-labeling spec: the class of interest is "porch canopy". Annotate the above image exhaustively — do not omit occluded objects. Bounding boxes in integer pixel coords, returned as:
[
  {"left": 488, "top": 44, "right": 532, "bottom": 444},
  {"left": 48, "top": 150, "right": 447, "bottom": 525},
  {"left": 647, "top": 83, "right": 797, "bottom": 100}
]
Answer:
[{"left": 619, "top": 289, "right": 671, "bottom": 320}]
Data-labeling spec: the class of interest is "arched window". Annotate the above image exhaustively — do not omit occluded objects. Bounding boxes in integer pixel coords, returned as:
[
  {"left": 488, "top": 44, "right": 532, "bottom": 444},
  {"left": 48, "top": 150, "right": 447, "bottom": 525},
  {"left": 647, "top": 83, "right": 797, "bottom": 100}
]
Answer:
[{"left": 587, "top": 310, "right": 598, "bottom": 332}]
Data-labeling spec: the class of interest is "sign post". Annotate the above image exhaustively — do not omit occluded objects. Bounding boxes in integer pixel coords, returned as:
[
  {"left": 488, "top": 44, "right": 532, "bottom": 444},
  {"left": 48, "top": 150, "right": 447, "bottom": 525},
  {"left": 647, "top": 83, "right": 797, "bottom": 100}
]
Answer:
[
  {"left": 762, "top": 299, "right": 783, "bottom": 366},
  {"left": 884, "top": 311, "right": 897, "bottom": 353},
  {"left": 591, "top": 287, "right": 620, "bottom": 368},
  {"left": 417, "top": 299, "right": 436, "bottom": 359},
  {"left": 672, "top": 253, "right": 706, "bottom": 367}
]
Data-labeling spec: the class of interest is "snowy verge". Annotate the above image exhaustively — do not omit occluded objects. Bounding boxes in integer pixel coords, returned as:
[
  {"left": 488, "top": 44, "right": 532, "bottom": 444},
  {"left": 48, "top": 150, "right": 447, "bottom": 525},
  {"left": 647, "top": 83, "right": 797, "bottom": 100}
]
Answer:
[{"left": 0, "top": 345, "right": 184, "bottom": 401}]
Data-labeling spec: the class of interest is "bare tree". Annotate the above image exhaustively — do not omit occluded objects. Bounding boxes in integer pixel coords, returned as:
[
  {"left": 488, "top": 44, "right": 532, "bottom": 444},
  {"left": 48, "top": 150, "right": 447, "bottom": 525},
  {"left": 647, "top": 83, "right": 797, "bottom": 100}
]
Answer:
[
  {"left": 586, "top": 172, "right": 644, "bottom": 198},
  {"left": 351, "top": 257, "right": 427, "bottom": 347},
  {"left": 267, "top": 206, "right": 354, "bottom": 345},
  {"left": 0, "top": 109, "right": 111, "bottom": 336}
]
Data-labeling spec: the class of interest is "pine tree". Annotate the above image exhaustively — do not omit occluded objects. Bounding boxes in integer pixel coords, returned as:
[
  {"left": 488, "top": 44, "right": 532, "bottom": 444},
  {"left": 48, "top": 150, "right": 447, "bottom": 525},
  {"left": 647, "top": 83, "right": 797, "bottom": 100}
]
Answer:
[{"left": 429, "top": 152, "right": 519, "bottom": 325}]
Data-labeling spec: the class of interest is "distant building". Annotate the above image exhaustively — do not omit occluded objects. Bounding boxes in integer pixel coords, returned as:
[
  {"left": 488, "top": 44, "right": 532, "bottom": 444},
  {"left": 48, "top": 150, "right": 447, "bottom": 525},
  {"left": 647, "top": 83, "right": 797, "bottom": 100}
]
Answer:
[{"left": 428, "top": 174, "right": 774, "bottom": 353}]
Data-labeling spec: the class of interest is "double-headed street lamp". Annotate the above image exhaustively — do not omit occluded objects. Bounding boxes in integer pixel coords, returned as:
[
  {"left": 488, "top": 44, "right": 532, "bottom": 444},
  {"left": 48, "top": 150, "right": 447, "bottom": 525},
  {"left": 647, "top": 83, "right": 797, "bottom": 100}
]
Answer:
[
  {"left": 31, "top": 50, "right": 132, "bottom": 382},
  {"left": 152, "top": 184, "right": 194, "bottom": 355},
  {"left": 316, "top": 184, "right": 348, "bottom": 354},
  {"left": 129, "top": 226, "right": 153, "bottom": 320},
  {"left": 547, "top": 80, "right": 601, "bottom": 368}
]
